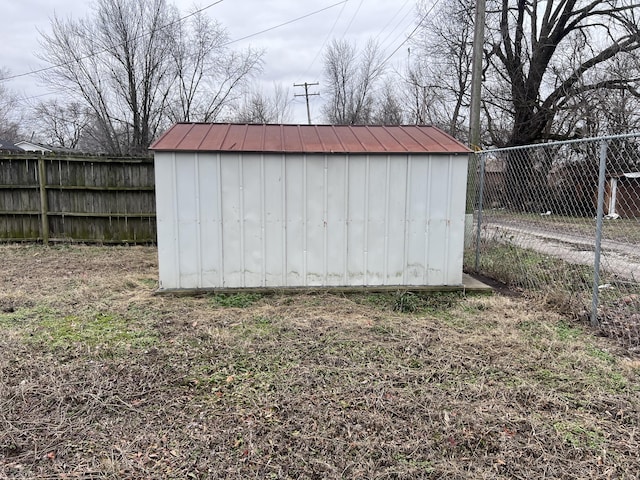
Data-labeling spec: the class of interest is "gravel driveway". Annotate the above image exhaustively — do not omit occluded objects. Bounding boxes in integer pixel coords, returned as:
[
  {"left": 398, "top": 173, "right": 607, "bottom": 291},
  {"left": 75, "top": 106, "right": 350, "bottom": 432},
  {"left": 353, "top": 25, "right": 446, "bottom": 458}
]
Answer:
[{"left": 480, "top": 218, "right": 640, "bottom": 282}]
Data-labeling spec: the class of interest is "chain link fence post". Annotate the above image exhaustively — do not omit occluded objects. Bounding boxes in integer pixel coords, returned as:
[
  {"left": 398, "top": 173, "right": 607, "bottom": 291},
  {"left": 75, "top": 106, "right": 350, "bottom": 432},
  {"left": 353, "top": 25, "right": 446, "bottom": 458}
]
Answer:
[
  {"left": 591, "top": 140, "right": 608, "bottom": 327},
  {"left": 475, "top": 151, "right": 486, "bottom": 272}
]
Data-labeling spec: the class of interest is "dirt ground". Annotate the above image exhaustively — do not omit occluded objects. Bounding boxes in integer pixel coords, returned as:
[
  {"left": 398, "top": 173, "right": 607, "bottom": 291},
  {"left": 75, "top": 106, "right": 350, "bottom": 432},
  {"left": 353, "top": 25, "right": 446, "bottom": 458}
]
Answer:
[{"left": 1, "top": 244, "right": 639, "bottom": 479}]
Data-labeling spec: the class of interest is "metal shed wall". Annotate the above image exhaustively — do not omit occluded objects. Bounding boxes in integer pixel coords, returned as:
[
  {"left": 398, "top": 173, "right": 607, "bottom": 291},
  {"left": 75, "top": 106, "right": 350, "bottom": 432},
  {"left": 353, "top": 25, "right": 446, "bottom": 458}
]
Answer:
[{"left": 154, "top": 151, "right": 468, "bottom": 290}]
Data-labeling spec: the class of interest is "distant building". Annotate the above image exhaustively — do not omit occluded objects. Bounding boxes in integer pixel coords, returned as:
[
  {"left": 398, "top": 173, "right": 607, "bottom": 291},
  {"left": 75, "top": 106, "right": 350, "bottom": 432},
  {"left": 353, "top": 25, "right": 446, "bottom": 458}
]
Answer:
[
  {"left": 15, "top": 140, "right": 53, "bottom": 153},
  {"left": 605, "top": 172, "right": 640, "bottom": 218},
  {"left": 15, "top": 141, "right": 78, "bottom": 154},
  {"left": 483, "top": 154, "right": 506, "bottom": 208},
  {"left": 0, "top": 139, "right": 23, "bottom": 153}
]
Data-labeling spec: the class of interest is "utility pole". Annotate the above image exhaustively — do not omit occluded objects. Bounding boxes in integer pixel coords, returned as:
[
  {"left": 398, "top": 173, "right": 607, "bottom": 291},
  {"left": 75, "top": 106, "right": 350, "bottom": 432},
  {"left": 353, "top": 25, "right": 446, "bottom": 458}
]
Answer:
[
  {"left": 294, "top": 82, "right": 319, "bottom": 124},
  {"left": 468, "top": 0, "right": 486, "bottom": 150},
  {"left": 465, "top": 0, "right": 486, "bottom": 248}
]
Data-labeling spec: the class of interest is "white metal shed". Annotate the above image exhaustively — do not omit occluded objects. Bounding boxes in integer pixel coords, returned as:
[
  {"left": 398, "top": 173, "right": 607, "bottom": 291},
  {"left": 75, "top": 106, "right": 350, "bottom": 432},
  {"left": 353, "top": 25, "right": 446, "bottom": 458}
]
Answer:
[{"left": 150, "top": 123, "right": 470, "bottom": 291}]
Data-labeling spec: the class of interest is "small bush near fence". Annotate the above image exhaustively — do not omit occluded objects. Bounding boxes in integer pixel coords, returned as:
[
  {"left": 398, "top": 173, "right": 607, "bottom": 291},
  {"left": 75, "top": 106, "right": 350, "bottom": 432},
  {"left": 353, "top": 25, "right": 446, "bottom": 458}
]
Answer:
[
  {"left": 467, "top": 134, "right": 640, "bottom": 352},
  {"left": 0, "top": 153, "right": 156, "bottom": 243}
]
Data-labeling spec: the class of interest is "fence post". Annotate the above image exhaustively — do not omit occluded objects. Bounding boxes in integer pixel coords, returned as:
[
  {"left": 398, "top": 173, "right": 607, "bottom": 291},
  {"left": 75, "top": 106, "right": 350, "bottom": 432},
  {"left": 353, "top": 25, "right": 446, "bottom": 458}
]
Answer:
[
  {"left": 474, "top": 152, "right": 486, "bottom": 271},
  {"left": 591, "top": 140, "right": 608, "bottom": 328},
  {"left": 37, "top": 156, "right": 49, "bottom": 244}
]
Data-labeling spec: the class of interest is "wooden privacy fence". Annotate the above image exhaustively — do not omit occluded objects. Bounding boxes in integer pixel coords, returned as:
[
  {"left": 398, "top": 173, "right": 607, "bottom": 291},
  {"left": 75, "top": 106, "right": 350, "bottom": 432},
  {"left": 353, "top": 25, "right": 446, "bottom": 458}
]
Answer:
[{"left": 0, "top": 154, "right": 156, "bottom": 243}]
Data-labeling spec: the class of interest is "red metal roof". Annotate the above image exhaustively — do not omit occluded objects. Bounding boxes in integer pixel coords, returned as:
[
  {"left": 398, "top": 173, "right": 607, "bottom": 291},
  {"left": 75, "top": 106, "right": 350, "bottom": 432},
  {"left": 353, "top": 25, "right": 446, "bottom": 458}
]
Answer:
[{"left": 150, "top": 123, "right": 470, "bottom": 154}]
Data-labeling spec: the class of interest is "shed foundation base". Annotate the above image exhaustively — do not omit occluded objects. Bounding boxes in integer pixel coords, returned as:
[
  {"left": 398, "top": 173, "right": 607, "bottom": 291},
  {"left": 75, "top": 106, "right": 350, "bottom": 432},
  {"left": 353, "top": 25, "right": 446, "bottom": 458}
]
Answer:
[{"left": 155, "top": 274, "right": 493, "bottom": 296}]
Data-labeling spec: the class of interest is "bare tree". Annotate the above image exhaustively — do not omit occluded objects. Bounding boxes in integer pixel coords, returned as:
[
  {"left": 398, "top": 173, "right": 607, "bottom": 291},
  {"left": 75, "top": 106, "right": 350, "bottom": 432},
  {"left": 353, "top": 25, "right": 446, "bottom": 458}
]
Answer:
[
  {"left": 553, "top": 55, "right": 640, "bottom": 138},
  {"left": 167, "top": 11, "right": 263, "bottom": 123},
  {"left": 233, "top": 84, "right": 292, "bottom": 124},
  {"left": 474, "top": 0, "right": 640, "bottom": 210},
  {"left": 402, "top": 57, "right": 433, "bottom": 125},
  {"left": 31, "top": 99, "right": 90, "bottom": 149},
  {"left": 322, "top": 39, "right": 385, "bottom": 124},
  {"left": 407, "top": 0, "right": 475, "bottom": 138},
  {"left": 408, "top": 0, "right": 640, "bottom": 147},
  {"left": 485, "top": 0, "right": 640, "bottom": 146},
  {"left": 0, "top": 69, "right": 23, "bottom": 141},
  {"left": 373, "top": 81, "right": 404, "bottom": 125},
  {"left": 39, "top": 0, "right": 262, "bottom": 154},
  {"left": 40, "top": 0, "right": 177, "bottom": 154}
]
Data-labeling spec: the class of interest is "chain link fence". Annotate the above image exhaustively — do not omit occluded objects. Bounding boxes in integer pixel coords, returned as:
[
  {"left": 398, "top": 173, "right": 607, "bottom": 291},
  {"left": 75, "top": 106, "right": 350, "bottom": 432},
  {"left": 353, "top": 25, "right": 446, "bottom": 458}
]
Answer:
[{"left": 467, "top": 134, "right": 640, "bottom": 352}]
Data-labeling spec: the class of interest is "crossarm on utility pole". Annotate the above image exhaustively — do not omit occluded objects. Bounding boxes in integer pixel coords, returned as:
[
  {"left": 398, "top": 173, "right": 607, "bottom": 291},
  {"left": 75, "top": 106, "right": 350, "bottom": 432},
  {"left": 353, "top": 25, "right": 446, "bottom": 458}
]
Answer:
[{"left": 294, "top": 82, "right": 320, "bottom": 125}]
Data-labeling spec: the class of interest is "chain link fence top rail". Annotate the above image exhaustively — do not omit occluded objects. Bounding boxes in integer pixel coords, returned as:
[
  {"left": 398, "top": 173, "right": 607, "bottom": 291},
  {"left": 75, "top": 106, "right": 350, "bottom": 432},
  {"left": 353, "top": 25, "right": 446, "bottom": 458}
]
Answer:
[{"left": 467, "top": 134, "right": 640, "bottom": 352}]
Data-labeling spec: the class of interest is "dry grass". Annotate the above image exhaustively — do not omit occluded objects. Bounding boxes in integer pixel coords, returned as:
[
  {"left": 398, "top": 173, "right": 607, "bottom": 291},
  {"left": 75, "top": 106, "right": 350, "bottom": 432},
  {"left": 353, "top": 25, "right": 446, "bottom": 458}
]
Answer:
[{"left": 1, "top": 244, "right": 639, "bottom": 479}]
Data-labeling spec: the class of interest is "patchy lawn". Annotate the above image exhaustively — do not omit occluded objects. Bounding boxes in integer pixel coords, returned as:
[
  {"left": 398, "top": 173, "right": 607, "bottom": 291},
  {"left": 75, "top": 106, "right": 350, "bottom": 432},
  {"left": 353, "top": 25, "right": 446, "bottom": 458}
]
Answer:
[{"left": 1, "top": 244, "right": 639, "bottom": 479}]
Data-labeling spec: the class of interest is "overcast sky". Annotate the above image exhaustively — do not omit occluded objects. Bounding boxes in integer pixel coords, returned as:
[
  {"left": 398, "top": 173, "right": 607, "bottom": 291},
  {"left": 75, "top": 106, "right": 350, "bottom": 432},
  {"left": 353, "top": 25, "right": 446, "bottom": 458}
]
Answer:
[{"left": 2, "top": 0, "right": 421, "bottom": 124}]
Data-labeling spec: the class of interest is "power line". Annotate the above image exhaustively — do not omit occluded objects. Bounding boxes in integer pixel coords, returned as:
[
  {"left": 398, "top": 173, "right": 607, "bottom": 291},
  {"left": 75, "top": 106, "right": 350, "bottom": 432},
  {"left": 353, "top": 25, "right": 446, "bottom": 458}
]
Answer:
[
  {"left": 3, "top": 0, "right": 348, "bottom": 85},
  {"left": 338, "top": 0, "right": 437, "bottom": 78},
  {"left": 371, "top": 0, "right": 412, "bottom": 46},
  {"left": 18, "top": 91, "right": 59, "bottom": 104},
  {"left": 375, "top": 0, "right": 415, "bottom": 52},
  {"left": 303, "top": 0, "right": 350, "bottom": 76},
  {"left": 223, "top": 1, "right": 348, "bottom": 46},
  {"left": 304, "top": 0, "right": 412, "bottom": 82},
  {"left": 376, "top": 0, "right": 442, "bottom": 72},
  {"left": 9, "top": 0, "right": 433, "bottom": 113},
  {"left": 1, "top": 0, "right": 227, "bottom": 83},
  {"left": 339, "top": 0, "right": 364, "bottom": 39}
]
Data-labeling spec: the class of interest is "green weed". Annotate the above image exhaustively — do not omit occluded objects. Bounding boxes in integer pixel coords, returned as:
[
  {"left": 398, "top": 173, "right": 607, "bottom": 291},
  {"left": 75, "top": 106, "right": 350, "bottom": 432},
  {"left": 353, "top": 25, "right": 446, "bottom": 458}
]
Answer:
[
  {"left": 356, "top": 291, "right": 464, "bottom": 315},
  {"left": 393, "top": 291, "right": 424, "bottom": 313},
  {"left": 393, "top": 454, "right": 434, "bottom": 471},
  {"left": 516, "top": 320, "right": 548, "bottom": 338},
  {"left": 0, "top": 306, "right": 57, "bottom": 326},
  {"left": 556, "top": 321, "right": 582, "bottom": 340},
  {"left": 138, "top": 277, "right": 158, "bottom": 288},
  {"left": 553, "top": 421, "right": 604, "bottom": 449},
  {"left": 595, "top": 370, "right": 628, "bottom": 393},
  {"left": 31, "top": 311, "right": 157, "bottom": 351},
  {"left": 473, "top": 241, "right": 592, "bottom": 292},
  {"left": 237, "top": 315, "right": 279, "bottom": 338},
  {"left": 209, "top": 292, "right": 263, "bottom": 308},
  {"left": 586, "top": 346, "right": 615, "bottom": 363}
]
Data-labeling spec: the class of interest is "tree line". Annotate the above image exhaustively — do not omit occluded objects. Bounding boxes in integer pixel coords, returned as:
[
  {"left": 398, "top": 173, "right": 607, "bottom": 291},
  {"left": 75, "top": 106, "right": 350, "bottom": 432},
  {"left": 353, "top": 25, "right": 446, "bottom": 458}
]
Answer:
[{"left": 1, "top": 0, "right": 640, "bottom": 155}]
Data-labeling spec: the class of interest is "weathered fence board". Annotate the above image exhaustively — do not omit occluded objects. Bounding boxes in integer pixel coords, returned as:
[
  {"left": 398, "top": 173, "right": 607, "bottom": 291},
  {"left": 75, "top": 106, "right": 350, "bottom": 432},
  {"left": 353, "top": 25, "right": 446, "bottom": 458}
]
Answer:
[{"left": 0, "top": 154, "right": 156, "bottom": 243}]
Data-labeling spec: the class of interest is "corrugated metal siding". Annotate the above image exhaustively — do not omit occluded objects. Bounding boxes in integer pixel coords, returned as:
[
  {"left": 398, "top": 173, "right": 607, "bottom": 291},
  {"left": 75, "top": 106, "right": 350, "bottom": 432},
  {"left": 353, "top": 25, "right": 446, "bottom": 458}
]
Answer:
[
  {"left": 155, "top": 151, "right": 468, "bottom": 289},
  {"left": 150, "top": 123, "right": 471, "bottom": 154}
]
